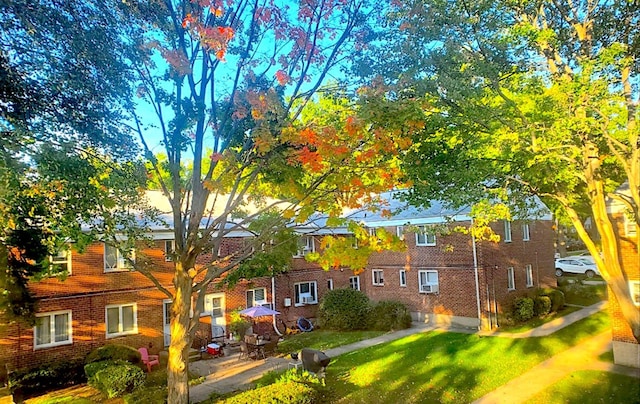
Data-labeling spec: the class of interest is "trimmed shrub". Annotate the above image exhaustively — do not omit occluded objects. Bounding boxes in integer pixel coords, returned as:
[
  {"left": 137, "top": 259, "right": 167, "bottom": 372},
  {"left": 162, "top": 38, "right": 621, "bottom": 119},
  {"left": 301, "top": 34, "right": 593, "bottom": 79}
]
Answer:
[
  {"left": 317, "top": 288, "right": 370, "bottom": 330},
  {"left": 90, "top": 362, "right": 145, "bottom": 398},
  {"left": 368, "top": 300, "right": 412, "bottom": 331},
  {"left": 8, "top": 359, "right": 85, "bottom": 400},
  {"left": 533, "top": 295, "right": 552, "bottom": 317},
  {"left": 513, "top": 297, "right": 534, "bottom": 322},
  {"left": 538, "top": 288, "right": 565, "bottom": 312},
  {"left": 220, "top": 381, "right": 319, "bottom": 404},
  {"left": 84, "top": 359, "right": 127, "bottom": 382},
  {"left": 85, "top": 344, "right": 141, "bottom": 365}
]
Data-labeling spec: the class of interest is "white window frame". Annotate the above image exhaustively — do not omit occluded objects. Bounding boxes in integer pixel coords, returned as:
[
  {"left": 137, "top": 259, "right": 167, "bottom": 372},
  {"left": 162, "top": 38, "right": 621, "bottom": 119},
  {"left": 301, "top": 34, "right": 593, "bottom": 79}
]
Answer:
[
  {"left": 522, "top": 223, "right": 530, "bottom": 241},
  {"left": 525, "top": 264, "right": 533, "bottom": 287},
  {"left": 418, "top": 270, "right": 439, "bottom": 294},
  {"left": 34, "top": 310, "right": 72, "bottom": 349},
  {"left": 164, "top": 240, "right": 175, "bottom": 262},
  {"left": 372, "top": 269, "right": 384, "bottom": 286},
  {"left": 416, "top": 226, "right": 436, "bottom": 246},
  {"left": 295, "top": 236, "right": 315, "bottom": 257},
  {"left": 396, "top": 226, "right": 404, "bottom": 240},
  {"left": 630, "top": 280, "right": 640, "bottom": 306},
  {"left": 368, "top": 227, "right": 376, "bottom": 236},
  {"left": 507, "top": 267, "right": 515, "bottom": 290},
  {"left": 50, "top": 248, "right": 72, "bottom": 275},
  {"left": 104, "top": 243, "right": 135, "bottom": 272},
  {"left": 327, "top": 278, "right": 334, "bottom": 290},
  {"left": 399, "top": 269, "right": 407, "bottom": 287},
  {"left": 504, "top": 221, "right": 512, "bottom": 243},
  {"left": 294, "top": 281, "right": 318, "bottom": 306},
  {"left": 105, "top": 303, "right": 138, "bottom": 338},
  {"left": 349, "top": 276, "right": 360, "bottom": 291},
  {"left": 246, "top": 288, "right": 268, "bottom": 308}
]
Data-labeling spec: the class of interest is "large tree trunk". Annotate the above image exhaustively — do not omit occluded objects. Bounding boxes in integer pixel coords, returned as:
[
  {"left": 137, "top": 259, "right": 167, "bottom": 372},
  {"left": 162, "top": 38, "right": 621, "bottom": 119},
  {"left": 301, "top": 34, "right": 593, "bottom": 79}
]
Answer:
[{"left": 167, "top": 263, "right": 193, "bottom": 404}]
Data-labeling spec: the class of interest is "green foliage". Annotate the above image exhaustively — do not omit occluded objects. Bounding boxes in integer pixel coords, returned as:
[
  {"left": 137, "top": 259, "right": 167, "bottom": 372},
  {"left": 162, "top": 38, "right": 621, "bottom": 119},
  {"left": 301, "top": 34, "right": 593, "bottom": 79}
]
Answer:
[
  {"left": 318, "top": 288, "right": 371, "bottom": 330},
  {"left": 219, "top": 381, "right": 319, "bottom": 404},
  {"left": 513, "top": 297, "right": 535, "bottom": 322},
  {"left": 85, "top": 344, "right": 141, "bottom": 365},
  {"left": 124, "top": 385, "right": 168, "bottom": 404},
  {"left": 84, "top": 360, "right": 126, "bottom": 382},
  {"left": 533, "top": 295, "right": 552, "bottom": 317},
  {"left": 538, "top": 288, "right": 566, "bottom": 312},
  {"left": 367, "top": 300, "right": 412, "bottom": 331},
  {"left": 8, "top": 359, "right": 85, "bottom": 400},
  {"left": 227, "top": 309, "right": 252, "bottom": 339},
  {"left": 89, "top": 362, "right": 145, "bottom": 398},
  {"left": 558, "top": 283, "right": 607, "bottom": 307}
]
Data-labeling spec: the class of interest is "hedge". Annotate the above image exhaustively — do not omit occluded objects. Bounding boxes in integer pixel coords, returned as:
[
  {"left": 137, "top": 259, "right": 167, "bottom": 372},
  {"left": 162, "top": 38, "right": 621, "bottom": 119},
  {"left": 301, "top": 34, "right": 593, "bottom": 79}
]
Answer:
[
  {"left": 89, "top": 361, "right": 146, "bottom": 398},
  {"left": 318, "top": 288, "right": 371, "bottom": 330},
  {"left": 8, "top": 358, "right": 86, "bottom": 400},
  {"left": 85, "top": 344, "right": 141, "bottom": 365},
  {"left": 368, "top": 300, "right": 412, "bottom": 331},
  {"left": 220, "top": 381, "right": 319, "bottom": 404}
]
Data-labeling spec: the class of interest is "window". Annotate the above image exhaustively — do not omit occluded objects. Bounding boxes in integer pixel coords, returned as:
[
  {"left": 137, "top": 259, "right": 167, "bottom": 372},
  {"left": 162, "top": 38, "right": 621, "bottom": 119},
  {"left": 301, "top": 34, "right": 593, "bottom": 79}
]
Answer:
[
  {"left": 295, "top": 236, "right": 315, "bottom": 257},
  {"left": 204, "top": 294, "right": 224, "bottom": 316},
  {"left": 396, "top": 226, "right": 404, "bottom": 240},
  {"left": 507, "top": 267, "right": 515, "bottom": 290},
  {"left": 327, "top": 278, "right": 334, "bottom": 290},
  {"left": 625, "top": 215, "right": 637, "bottom": 237},
  {"left": 246, "top": 288, "right": 267, "bottom": 308},
  {"left": 504, "top": 221, "right": 512, "bottom": 243},
  {"left": 418, "top": 270, "right": 439, "bottom": 293},
  {"left": 522, "top": 224, "right": 530, "bottom": 241},
  {"left": 630, "top": 281, "right": 640, "bottom": 306},
  {"left": 49, "top": 248, "right": 72, "bottom": 275},
  {"left": 368, "top": 227, "right": 376, "bottom": 236},
  {"left": 164, "top": 240, "right": 175, "bottom": 262},
  {"left": 525, "top": 264, "right": 533, "bottom": 287},
  {"left": 106, "top": 303, "right": 137, "bottom": 337},
  {"left": 34, "top": 310, "right": 72, "bottom": 349},
  {"left": 372, "top": 269, "right": 384, "bottom": 286},
  {"left": 416, "top": 226, "right": 436, "bottom": 246},
  {"left": 104, "top": 244, "right": 135, "bottom": 272},
  {"left": 349, "top": 276, "right": 360, "bottom": 291},
  {"left": 399, "top": 269, "right": 407, "bottom": 287},
  {"left": 294, "top": 281, "right": 317, "bottom": 306}
]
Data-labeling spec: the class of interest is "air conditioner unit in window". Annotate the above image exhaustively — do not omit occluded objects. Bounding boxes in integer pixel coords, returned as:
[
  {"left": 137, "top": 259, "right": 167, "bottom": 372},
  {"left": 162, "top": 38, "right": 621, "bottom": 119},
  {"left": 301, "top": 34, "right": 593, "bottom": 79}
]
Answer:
[
  {"left": 300, "top": 293, "right": 313, "bottom": 304},
  {"left": 420, "top": 284, "right": 439, "bottom": 294}
]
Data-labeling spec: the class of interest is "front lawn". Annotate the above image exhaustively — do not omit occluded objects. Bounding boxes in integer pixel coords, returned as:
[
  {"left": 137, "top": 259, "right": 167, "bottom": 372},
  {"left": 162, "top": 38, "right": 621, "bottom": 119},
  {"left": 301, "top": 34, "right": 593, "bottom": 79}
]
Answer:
[
  {"left": 523, "top": 370, "right": 640, "bottom": 404},
  {"left": 247, "top": 311, "right": 611, "bottom": 404},
  {"left": 277, "top": 329, "right": 386, "bottom": 356}
]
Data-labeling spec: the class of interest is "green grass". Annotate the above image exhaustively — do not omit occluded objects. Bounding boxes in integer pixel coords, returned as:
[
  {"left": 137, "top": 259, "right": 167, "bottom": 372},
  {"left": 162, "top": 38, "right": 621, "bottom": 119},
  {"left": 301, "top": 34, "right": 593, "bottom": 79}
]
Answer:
[
  {"left": 498, "top": 305, "right": 582, "bottom": 333},
  {"left": 249, "top": 311, "right": 611, "bottom": 404},
  {"left": 524, "top": 370, "right": 640, "bottom": 404},
  {"left": 277, "top": 329, "right": 386, "bottom": 355},
  {"left": 598, "top": 350, "right": 614, "bottom": 363}
]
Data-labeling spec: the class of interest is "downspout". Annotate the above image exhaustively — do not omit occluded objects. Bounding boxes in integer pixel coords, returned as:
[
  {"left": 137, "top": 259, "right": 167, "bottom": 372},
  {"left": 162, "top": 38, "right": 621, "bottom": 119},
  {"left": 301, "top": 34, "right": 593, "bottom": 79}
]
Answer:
[
  {"left": 471, "top": 220, "right": 482, "bottom": 331},
  {"left": 271, "top": 275, "right": 282, "bottom": 336}
]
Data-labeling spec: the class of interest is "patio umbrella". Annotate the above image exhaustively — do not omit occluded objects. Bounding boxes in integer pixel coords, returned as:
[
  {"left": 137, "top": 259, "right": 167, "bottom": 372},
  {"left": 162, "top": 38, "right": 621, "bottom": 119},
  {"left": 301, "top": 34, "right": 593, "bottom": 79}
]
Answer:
[{"left": 239, "top": 305, "right": 281, "bottom": 318}]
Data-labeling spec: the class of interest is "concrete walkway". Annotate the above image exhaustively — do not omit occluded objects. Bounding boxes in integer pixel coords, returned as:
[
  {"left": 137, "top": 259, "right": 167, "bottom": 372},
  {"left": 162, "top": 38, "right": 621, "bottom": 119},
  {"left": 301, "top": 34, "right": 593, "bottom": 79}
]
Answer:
[{"left": 189, "top": 301, "right": 638, "bottom": 403}]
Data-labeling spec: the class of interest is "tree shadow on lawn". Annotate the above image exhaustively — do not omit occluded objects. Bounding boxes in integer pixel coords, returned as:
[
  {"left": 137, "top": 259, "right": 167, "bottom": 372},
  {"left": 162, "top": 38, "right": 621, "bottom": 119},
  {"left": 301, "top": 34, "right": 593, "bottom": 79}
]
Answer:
[
  {"left": 326, "top": 332, "right": 488, "bottom": 404},
  {"left": 324, "top": 312, "right": 611, "bottom": 404}
]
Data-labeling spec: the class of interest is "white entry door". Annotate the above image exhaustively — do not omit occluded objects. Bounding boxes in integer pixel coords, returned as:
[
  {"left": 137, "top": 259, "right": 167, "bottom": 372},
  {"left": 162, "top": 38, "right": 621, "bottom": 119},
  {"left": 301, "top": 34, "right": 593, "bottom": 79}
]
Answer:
[
  {"left": 163, "top": 299, "right": 172, "bottom": 347},
  {"left": 203, "top": 293, "right": 226, "bottom": 336}
]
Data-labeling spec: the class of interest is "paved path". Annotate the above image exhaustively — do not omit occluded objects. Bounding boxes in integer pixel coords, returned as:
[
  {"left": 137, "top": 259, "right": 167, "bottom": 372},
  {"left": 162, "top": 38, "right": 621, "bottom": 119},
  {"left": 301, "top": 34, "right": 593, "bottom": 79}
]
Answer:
[{"left": 189, "top": 301, "right": 639, "bottom": 403}]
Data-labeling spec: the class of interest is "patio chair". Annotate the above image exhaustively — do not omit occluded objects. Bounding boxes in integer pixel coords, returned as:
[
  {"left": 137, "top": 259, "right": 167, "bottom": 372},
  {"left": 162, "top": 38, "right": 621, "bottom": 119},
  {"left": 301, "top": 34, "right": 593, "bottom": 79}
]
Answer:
[
  {"left": 138, "top": 347, "right": 160, "bottom": 372},
  {"left": 238, "top": 341, "right": 253, "bottom": 361},
  {"left": 262, "top": 338, "right": 279, "bottom": 357}
]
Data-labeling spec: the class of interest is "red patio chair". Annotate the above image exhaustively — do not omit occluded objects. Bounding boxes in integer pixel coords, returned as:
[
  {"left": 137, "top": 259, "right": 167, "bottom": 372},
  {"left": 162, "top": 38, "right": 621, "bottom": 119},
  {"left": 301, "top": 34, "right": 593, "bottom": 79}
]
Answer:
[{"left": 138, "top": 347, "right": 160, "bottom": 372}]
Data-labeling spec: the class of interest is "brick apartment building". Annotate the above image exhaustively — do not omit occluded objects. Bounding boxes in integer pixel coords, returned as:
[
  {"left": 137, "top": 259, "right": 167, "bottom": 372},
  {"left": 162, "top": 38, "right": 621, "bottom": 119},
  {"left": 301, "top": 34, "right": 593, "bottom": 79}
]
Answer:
[
  {"left": 607, "top": 183, "right": 639, "bottom": 368},
  {"left": 1, "top": 193, "right": 557, "bottom": 373}
]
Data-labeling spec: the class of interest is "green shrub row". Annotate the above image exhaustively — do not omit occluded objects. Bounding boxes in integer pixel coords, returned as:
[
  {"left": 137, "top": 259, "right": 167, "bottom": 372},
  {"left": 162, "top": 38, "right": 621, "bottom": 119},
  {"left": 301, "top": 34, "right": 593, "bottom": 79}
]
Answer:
[
  {"left": 84, "top": 344, "right": 141, "bottom": 365},
  {"left": 317, "top": 288, "right": 411, "bottom": 332},
  {"left": 86, "top": 361, "right": 145, "bottom": 398},
  {"left": 8, "top": 359, "right": 85, "bottom": 400},
  {"left": 509, "top": 288, "right": 566, "bottom": 324},
  {"left": 538, "top": 288, "right": 565, "bottom": 312},
  {"left": 220, "top": 381, "right": 319, "bottom": 404}
]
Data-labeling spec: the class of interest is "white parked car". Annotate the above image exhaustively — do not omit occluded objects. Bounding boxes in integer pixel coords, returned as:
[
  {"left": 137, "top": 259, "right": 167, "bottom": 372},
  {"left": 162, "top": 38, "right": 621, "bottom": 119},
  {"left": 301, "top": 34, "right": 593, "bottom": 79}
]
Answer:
[{"left": 555, "top": 256, "right": 600, "bottom": 278}]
